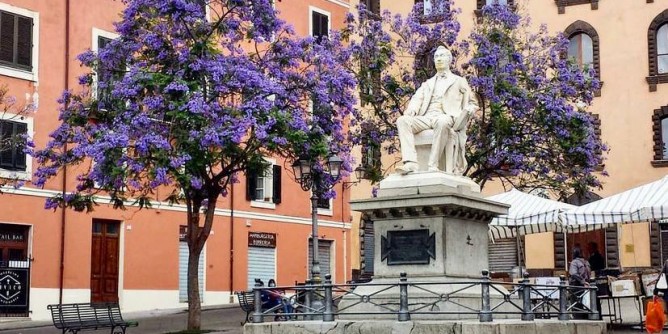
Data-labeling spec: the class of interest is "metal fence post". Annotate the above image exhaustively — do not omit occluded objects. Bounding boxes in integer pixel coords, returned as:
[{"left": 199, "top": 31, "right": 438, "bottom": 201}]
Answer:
[
  {"left": 252, "top": 280, "right": 264, "bottom": 323},
  {"left": 558, "top": 275, "right": 569, "bottom": 321},
  {"left": 588, "top": 278, "right": 599, "bottom": 320},
  {"left": 480, "top": 270, "right": 493, "bottom": 322},
  {"left": 521, "top": 273, "right": 534, "bottom": 321},
  {"left": 398, "top": 272, "right": 410, "bottom": 322},
  {"left": 304, "top": 279, "right": 313, "bottom": 320},
  {"left": 323, "top": 274, "right": 334, "bottom": 321}
]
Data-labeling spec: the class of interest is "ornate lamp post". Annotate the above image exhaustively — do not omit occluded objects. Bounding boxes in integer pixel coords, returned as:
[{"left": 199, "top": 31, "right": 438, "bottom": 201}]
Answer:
[{"left": 292, "top": 155, "right": 343, "bottom": 282}]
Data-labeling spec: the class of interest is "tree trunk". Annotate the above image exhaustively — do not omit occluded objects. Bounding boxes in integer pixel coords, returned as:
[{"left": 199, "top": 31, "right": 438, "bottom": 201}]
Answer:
[
  {"left": 187, "top": 244, "right": 202, "bottom": 330},
  {"left": 186, "top": 193, "right": 219, "bottom": 330}
]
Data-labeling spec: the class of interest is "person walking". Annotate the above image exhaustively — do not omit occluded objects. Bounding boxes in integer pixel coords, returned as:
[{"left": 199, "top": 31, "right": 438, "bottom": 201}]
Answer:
[{"left": 569, "top": 247, "right": 591, "bottom": 319}]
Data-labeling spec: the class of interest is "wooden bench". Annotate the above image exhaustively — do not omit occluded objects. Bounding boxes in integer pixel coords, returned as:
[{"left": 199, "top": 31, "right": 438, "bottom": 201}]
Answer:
[{"left": 47, "top": 303, "right": 138, "bottom": 334}]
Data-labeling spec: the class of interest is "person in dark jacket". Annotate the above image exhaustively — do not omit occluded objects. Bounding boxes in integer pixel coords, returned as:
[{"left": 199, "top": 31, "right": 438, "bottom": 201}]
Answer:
[{"left": 587, "top": 242, "right": 605, "bottom": 275}]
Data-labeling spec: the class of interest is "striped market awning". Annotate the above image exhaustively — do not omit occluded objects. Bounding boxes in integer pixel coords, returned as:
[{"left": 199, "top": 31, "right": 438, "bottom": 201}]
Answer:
[
  {"left": 561, "top": 175, "right": 668, "bottom": 231},
  {"left": 487, "top": 189, "right": 575, "bottom": 239}
]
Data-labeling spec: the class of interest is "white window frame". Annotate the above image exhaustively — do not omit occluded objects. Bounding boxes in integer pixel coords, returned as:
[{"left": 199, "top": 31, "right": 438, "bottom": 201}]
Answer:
[
  {"left": 308, "top": 6, "right": 331, "bottom": 39},
  {"left": 250, "top": 157, "right": 276, "bottom": 209},
  {"left": 312, "top": 193, "right": 333, "bottom": 216},
  {"left": 0, "top": 114, "right": 33, "bottom": 180},
  {"left": 0, "top": 3, "right": 39, "bottom": 82},
  {"left": 92, "top": 28, "right": 120, "bottom": 100}
]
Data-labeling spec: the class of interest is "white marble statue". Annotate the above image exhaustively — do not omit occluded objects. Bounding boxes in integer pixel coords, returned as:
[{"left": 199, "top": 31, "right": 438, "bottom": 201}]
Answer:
[{"left": 395, "top": 46, "right": 478, "bottom": 175}]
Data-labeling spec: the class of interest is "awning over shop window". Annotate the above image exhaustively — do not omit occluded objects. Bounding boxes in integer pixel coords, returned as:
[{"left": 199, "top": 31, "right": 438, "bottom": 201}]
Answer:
[
  {"left": 487, "top": 189, "right": 575, "bottom": 239},
  {"left": 561, "top": 176, "right": 668, "bottom": 231}
]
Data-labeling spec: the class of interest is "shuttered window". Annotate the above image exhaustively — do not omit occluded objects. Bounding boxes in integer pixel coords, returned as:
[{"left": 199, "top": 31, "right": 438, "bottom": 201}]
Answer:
[
  {"left": 247, "top": 247, "right": 276, "bottom": 289},
  {"left": 311, "top": 10, "right": 329, "bottom": 43},
  {"left": 246, "top": 164, "right": 281, "bottom": 204},
  {"left": 178, "top": 242, "right": 205, "bottom": 303},
  {"left": 0, "top": 120, "right": 27, "bottom": 171},
  {"left": 309, "top": 239, "right": 333, "bottom": 278},
  {"left": 488, "top": 238, "right": 518, "bottom": 273},
  {"left": 0, "top": 11, "right": 32, "bottom": 71},
  {"left": 362, "top": 220, "right": 374, "bottom": 275}
]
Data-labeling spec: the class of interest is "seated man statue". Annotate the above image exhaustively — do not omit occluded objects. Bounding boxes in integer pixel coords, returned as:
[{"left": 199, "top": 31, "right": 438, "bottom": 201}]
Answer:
[{"left": 395, "top": 45, "right": 478, "bottom": 175}]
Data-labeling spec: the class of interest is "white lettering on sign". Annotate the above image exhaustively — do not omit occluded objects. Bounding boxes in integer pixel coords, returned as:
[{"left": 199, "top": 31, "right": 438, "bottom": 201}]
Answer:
[{"left": 248, "top": 232, "right": 276, "bottom": 248}]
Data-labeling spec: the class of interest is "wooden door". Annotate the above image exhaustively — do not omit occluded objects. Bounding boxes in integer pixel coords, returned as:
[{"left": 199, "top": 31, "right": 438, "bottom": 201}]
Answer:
[{"left": 91, "top": 219, "right": 120, "bottom": 303}]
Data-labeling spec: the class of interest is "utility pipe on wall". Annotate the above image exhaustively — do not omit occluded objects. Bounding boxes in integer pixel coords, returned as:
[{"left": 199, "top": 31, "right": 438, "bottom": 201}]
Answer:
[{"left": 58, "top": 0, "right": 71, "bottom": 304}]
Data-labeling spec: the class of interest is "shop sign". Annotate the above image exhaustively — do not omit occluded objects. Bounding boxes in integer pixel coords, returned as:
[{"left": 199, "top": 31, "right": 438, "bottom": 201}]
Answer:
[
  {"left": 0, "top": 231, "right": 25, "bottom": 243},
  {"left": 248, "top": 232, "right": 276, "bottom": 248},
  {"left": 0, "top": 268, "right": 28, "bottom": 312}
]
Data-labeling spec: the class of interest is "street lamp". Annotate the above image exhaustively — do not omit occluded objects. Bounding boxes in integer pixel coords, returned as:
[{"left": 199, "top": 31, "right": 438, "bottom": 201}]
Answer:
[{"left": 292, "top": 155, "right": 343, "bottom": 282}]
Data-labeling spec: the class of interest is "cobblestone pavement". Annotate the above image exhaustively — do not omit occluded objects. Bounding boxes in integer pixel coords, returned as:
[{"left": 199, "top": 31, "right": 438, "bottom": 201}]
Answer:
[
  {"left": 0, "top": 305, "right": 655, "bottom": 334},
  {"left": 0, "top": 306, "right": 245, "bottom": 334}
]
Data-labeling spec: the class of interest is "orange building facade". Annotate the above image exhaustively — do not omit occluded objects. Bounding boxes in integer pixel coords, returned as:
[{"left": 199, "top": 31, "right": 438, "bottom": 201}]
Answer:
[{"left": 0, "top": 0, "right": 353, "bottom": 321}]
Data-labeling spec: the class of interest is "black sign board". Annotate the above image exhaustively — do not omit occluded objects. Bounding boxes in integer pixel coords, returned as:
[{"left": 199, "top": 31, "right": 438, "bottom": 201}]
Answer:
[
  {"left": 248, "top": 232, "right": 276, "bottom": 248},
  {"left": 0, "top": 268, "right": 29, "bottom": 314},
  {"left": 381, "top": 229, "right": 436, "bottom": 265}
]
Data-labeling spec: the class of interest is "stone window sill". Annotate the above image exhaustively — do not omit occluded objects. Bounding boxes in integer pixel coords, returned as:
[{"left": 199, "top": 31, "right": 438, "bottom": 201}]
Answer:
[
  {"left": 556, "top": 0, "right": 598, "bottom": 14},
  {"left": 651, "top": 160, "right": 668, "bottom": 167},
  {"left": 646, "top": 74, "right": 668, "bottom": 92}
]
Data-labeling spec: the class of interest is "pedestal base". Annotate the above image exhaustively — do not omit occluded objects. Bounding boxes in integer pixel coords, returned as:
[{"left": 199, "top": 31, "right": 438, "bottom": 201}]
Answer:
[{"left": 244, "top": 320, "right": 606, "bottom": 334}]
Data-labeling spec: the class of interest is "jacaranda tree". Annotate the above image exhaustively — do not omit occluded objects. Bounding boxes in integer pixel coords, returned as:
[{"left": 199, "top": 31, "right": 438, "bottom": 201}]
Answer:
[
  {"left": 346, "top": 2, "right": 605, "bottom": 198},
  {"left": 32, "top": 0, "right": 356, "bottom": 329},
  {"left": 466, "top": 5, "right": 605, "bottom": 198}
]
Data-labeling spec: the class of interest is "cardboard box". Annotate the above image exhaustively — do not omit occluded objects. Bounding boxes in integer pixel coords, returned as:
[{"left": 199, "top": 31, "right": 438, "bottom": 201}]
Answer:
[
  {"left": 532, "top": 277, "right": 560, "bottom": 300},
  {"left": 642, "top": 273, "right": 660, "bottom": 297},
  {"left": 611, "top": 279, "right": 637, "bottom": 297}
]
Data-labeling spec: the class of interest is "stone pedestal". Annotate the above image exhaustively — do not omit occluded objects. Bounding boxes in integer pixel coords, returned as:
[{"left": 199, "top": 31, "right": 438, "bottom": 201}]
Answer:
[{"left": 340, "top": 171, "right": 510, "bottom": 320}]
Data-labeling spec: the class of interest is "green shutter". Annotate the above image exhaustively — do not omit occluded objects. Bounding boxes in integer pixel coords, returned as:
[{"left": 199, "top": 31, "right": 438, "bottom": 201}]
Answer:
[
  {"left": 0, "top": 12, "right": 15, "bottom": 63},
  {"left": 16, "top": 16, "right": 31, "bottom": 69},
  {"left": 272, "top": 165, "right": 281, "bottom": 204}
]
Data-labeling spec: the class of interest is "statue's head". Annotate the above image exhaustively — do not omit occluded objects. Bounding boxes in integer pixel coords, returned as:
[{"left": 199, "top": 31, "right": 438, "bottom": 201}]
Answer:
[{"left": 433, "top": 46, "right": 452, "bottom": 72}]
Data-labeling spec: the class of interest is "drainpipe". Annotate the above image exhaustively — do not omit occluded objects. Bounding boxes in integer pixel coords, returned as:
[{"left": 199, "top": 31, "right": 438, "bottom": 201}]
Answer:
[
  {"left": 58, "top": 0, "right": 71, "bottom": 304},
  {"left": 229, "top": 179, "right": 234, "bottom": 302}
]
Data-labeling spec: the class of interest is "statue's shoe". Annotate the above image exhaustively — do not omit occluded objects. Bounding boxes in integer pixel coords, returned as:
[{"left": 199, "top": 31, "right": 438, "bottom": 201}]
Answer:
[{"left": 396, "top": 162, "right": 418, "bottom": 175}]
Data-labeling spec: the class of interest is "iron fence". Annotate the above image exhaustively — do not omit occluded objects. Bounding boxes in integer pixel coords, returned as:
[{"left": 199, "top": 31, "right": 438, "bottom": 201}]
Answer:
[{"left": 249, "top": 270, "right": 599, "bottom": 323}]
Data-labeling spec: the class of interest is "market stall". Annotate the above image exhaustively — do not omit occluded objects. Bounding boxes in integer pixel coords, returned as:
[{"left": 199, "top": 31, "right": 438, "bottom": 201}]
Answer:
[
  {"left": 487, "top": 189, "right": 575, "bottom": 276},
  {"left": 559, "top": 176, "right": 668, "bottom": 327}
]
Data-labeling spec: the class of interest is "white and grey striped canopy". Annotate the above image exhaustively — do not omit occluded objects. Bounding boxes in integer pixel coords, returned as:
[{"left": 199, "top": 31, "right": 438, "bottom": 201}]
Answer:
[
  {"left": 487, "top": 189, "right": 575, "bottom": 239},
  {"left": 561, "top": 175, "right": 668, "bottom": 231}
]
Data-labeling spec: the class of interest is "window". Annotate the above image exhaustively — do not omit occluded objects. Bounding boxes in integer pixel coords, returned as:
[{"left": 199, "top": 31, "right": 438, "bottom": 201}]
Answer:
[
  {"left": 568, "top": 34, "right": 593, "bottom": 69},
  {"left": 477, "top": 0, "right": 513, "bottom": 10},
  {"left": 310, "top": 7, "right": 329, "bottom": 44},
  {"left": 658, "top": 24, "right": 668, "bottom": 74},
  {"left": 415, "top": 0, "right": 452, "bottom": 23},
  {"left": 555, "top": 0, "right": 598, "bottom": 15},
  {"left": 92, "top": 28, "right": 122, "bottom": 109},
  {"left": 564, "top": 20, "right": 601, "bottom": 95},
  {"left": 0, "top": 119, "right": 27, "bottom": 172},
  {"left": 246, "top": 162, "right": 282, "bottom": 208},
  {"left": 361, "top": 0, "right": 380, "bottom": 16},
  {"left": 0, "top": 4, "right": 38, "bottom": 81},
  {"left": 314, "top": 192, "right": 332, "bottom": 216},
  {"left": 652, "top": 105, "right": 668, "bottom": 166},
  {"left": 647, "top": 10, "right": 668, "bottom": 91}
]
